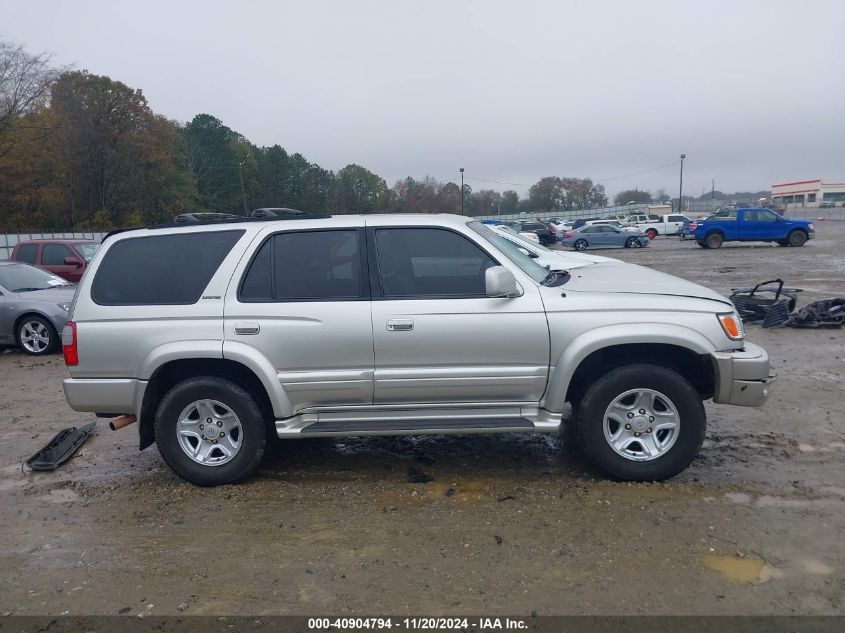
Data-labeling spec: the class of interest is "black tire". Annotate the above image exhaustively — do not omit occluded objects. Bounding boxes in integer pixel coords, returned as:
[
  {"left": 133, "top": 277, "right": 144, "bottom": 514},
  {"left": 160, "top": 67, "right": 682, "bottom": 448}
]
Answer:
[
  {"left": 624, "top": 237, "right": 639, "bottom": 248},
  {"left": 705, "top": 232, "right": 723, "bottom": 249},
  {"left": 574, "top": 239, "right": 588, "bottom": 251},
  {"left": 575, "top": 363, "right": 706, "bottom": 481},
  {"left": 15, "top": 315, "right": 59, "bottom": 356},
  {"left": 154, "top": 376, "right": 267, "bottom": 486},
  {"left": 787, "top": 230, "right": 807, "bottom": 247},
  {"left": 776, "top": 240, "right": 789, "bottom": 246},
  {"left": 696, "top": 241, "right": 708, "bottom": 248}
]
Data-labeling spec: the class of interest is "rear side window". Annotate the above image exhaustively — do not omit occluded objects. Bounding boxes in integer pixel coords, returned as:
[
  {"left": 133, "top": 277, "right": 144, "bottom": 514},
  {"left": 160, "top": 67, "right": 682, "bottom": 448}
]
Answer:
[
  {"left": 15, "top": 244, "right": 37, "bottom": 264},
  {"left": 239, "top": 230, "right": 363, "bottom": 302},
  {"left": 91, "top": 230, "right": 244, "bottom": 306},
  {"left": 42, "top": 244, "right": 74, "bottom": 265}
]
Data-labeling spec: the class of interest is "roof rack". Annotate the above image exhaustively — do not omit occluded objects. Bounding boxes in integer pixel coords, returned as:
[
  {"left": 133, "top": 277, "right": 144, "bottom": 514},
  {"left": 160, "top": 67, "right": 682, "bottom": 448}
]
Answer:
[{"left": 147, "top": 213, "right": 331, "bottom": 230}]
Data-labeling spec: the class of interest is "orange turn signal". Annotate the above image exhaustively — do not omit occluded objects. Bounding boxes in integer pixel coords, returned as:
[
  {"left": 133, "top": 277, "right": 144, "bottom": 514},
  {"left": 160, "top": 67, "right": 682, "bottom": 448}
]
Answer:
[{"left": 718, "top": 313, "right": 743, "bottom": 340}]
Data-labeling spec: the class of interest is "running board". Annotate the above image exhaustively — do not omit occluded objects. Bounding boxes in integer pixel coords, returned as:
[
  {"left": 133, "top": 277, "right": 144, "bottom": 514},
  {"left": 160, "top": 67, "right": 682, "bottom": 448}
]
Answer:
[{"left": 300, "top": 416, "right": 533, "bottom": 435}]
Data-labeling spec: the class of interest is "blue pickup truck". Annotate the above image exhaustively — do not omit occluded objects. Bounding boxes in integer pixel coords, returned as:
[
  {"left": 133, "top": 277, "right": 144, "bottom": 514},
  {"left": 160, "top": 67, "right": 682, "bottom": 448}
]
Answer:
[{"left": 692, "top": 208, "right": 814, "bottom": 249}]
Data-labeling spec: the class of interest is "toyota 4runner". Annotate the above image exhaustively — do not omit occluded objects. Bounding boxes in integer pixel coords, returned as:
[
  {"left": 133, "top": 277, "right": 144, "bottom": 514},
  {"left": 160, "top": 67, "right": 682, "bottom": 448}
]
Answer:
[{"left": 61, "top": 213, "right": 775, "bottom": 486}]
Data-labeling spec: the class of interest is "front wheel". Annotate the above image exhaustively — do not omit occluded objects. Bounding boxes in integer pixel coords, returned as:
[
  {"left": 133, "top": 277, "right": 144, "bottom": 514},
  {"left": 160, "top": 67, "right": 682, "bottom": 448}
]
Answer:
[
  {"left": 16, "top": 315, "right": 58, "bottom": 356},
  {"left": 787, "top": 230, "right": 807, "bottom": 247},
  {"left": 154, "top": 376, "right": 267, "bottom": 486},
  {"left": 625, "top": 237, "right": 641, "bottom": 248},
  {"left": 575, "top": 364, "right": 706, "bottom": 481},
  {"left": 574, "top": 239, "right": 588, "bottom": 251}
]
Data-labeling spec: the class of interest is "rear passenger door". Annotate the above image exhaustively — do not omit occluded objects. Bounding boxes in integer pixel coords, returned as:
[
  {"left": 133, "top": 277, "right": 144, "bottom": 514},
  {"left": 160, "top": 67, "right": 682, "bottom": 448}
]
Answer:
[
  {"left": 367, "top": 225, "right": 549, "bottom": 405},
  {"left": 224, "top": 228, "right": 374, "bottom": 414}
]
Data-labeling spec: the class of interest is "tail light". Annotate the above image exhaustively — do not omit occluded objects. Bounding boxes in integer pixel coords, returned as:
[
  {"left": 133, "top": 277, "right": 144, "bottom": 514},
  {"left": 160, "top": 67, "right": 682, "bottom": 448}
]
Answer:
[
  {"left": 689, "top": 222, "right": 697, "bottom": 230},
  {"left": 62, "top": 322, "right": 78, "bottom": 366},
  {"left": 564, "top": 232, "right": 573, "bottom": 238}
]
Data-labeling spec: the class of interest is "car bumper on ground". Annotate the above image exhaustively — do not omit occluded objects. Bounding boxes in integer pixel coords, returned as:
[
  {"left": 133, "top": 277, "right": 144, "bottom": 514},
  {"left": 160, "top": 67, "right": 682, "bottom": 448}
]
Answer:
[
  {"left": 710, "top": 342, "right": 776, "bottom": 407},
  {"left": 63, "top": 377, "right": 146, "bottom": 415}
]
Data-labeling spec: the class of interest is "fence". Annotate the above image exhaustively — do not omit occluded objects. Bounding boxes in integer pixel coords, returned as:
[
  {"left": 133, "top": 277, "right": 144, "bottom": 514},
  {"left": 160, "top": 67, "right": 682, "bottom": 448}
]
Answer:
[{"left": 0, "top": 231, "right": 107, "bottom": 260}]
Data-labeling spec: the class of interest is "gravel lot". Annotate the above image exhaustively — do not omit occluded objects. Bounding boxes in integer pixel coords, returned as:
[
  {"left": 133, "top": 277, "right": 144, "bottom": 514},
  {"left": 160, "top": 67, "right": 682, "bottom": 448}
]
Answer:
[{"left": 1, "top": 223, "right": 843, "bottom": 616}]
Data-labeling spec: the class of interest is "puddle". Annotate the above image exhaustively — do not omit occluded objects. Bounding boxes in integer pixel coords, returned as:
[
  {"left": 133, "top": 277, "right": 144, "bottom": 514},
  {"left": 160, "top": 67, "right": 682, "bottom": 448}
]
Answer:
[
  {"left": 800, "top": 559, "right": 833, "bottom": 575},
  {"left": 701, "top": 553, "right": 780, "bottom": 584}
]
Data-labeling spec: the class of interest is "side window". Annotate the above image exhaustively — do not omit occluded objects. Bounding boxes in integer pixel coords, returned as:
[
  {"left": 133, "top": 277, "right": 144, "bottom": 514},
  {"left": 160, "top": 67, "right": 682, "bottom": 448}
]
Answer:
[
  {"left": 274, "top": 230, "right": 361, "bottom": 300},
  {"left": 239, "top": 239, "right": 273, "bottom": 302},
  {"left": 668, "top": 215, "right": 685, "bottom": 222},
  {"left": 756, "top": 210, "right": 777, "bottom": 222},
  {"left": 647, "top": 214, "right": 660, "bottom": 221},
  {"left": 41, "top": 244, "right": 74, "bottom": 265},
  {"left": 91, "top": 230, "right": 244, "bottom": 306},
  {"left": 375, "top": 228, "right": 497, "bottom": 298},
  {"left": 15, "top": 244, "right": 37, "bottom": 264}
]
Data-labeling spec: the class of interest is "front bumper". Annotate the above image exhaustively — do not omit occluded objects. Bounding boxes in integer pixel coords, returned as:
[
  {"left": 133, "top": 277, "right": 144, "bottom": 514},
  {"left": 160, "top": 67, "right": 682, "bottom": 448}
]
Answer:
[
  {"left": 63, "top": 377, "right": 147, "bottom": 415},
  {"left": 711, "top": 342, "right": 776, "bottom": 407}
]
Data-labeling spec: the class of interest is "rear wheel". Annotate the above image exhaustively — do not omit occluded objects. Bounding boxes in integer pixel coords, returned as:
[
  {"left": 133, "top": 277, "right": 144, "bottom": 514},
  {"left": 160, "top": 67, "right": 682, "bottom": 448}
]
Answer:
[
  {"left": 787, "top": 230, "right": 807, "bottom": 247},
  {"left": 574, "top": 239, "right": 588, "bottom": 251},
  {"left": 575, "top": 364, "right": 706, "bottom": 481},
  {"left": 645, "top": 228, "right": 658, "bottom": 239},
  {"left": 705, "top": 233, "right": 724, "bottom": 249},
  {"left": 16, "top": 315, "right": 58, "bottom": 356},
  {"left": 154, "top": 376, "right": 267, "bottom": 486}
]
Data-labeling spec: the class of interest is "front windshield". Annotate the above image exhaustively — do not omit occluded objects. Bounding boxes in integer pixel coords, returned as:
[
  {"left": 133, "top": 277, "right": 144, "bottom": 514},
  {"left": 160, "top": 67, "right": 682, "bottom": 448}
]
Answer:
[
  {"left": 496, "top": 226, "right": 555, "bottom": 253},
  {"left": 0, "top": 263, "right": 71, "bottom": 292},
  {"left": 74, "top": 242, "right": 100, "bottom": 262},
  {"left": 468, "top": 221, "right": 549, "bottom": 283}
]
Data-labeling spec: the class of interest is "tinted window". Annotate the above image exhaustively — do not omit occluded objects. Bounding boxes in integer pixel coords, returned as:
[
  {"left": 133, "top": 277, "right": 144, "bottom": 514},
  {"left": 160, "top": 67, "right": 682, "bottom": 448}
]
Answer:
[
  {"left": 274, "top": 230, "right": 361, "bottom": 300},
  {"left": 240, "top": 239, "right": 273, "bottom": 301},
  {"left": 42, "top": 244, "right": 74, "bottom": 265},
  {"left": 15, "top": 244, "right": 37, "bottom": 264},
  {"left": 668, "top": 215, "right": 686, "bottom": 222},
  {"left": 376, "top": 228, "right": 496, "bottom": 298},
  {"left": 647, "top": 215, "right": 660, "bottom": 221},
  {"left": 91, "top": 230, "right": 243, "bottom": 306}
]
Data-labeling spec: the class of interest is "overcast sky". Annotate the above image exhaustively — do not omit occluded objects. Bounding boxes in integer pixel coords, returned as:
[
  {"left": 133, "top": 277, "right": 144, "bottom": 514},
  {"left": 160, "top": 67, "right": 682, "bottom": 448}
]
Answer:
[{"left": 3, "top": 0, "right": 844, "bottom": 197}]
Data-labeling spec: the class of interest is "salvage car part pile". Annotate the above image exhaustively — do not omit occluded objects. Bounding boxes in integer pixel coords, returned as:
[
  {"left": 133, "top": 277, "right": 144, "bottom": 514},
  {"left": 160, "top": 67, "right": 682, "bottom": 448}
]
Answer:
[{"left": 731, "top": 280, "right": 845, "bottom": 329}]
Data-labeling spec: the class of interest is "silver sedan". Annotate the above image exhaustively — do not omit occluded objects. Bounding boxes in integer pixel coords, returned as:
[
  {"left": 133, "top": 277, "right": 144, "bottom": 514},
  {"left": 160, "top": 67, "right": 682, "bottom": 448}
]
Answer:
[{"left": 0, "top": 261, "right": 76, "bottom": 355}]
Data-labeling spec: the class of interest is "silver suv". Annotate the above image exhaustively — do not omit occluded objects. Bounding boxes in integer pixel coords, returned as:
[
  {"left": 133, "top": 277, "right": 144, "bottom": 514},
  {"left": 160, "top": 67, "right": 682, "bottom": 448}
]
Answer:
[{"left": 62, "top": 214, "right": 775, "bottom": 486}]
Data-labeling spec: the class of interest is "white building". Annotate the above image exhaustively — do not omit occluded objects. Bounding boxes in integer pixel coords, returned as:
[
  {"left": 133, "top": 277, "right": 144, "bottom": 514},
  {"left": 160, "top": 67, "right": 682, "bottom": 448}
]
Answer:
[{"left": 771, "top": 179, "right": 845, "bottom": 208}]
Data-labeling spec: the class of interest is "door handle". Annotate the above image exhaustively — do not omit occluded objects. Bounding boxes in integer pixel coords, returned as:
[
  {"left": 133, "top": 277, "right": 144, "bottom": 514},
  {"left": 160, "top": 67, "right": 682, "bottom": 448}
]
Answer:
[
  {"left": 386, "top": 318, "right": 414, "bottom": 331},
  {"left": 234, "top": 321, "right": 260, "bottom": 335}
]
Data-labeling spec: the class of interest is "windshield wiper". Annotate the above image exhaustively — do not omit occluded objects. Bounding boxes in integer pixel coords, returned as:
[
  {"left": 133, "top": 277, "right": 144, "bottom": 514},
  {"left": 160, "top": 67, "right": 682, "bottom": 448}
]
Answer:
[
  {"left": 541, "top": 270, "right": 571, "bottom": 287},
  {"left": 13, "top": 287, "right": 48, "bottom": 292}
]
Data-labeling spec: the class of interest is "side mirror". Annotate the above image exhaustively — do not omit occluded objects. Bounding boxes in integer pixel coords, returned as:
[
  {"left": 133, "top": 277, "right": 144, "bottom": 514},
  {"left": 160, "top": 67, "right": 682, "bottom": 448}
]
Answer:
[
  {"left": 64, "top": 257, "right": 83, "bottom": 267},
  {"left": 485, "top": 266, "right": 519, "bottom": 298}
]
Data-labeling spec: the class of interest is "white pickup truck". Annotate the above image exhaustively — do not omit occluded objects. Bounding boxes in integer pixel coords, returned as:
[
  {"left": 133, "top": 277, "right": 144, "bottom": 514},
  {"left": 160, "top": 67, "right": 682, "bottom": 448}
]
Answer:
[{"left": 625, "top": 214, "right": 691, "bottom": 239}]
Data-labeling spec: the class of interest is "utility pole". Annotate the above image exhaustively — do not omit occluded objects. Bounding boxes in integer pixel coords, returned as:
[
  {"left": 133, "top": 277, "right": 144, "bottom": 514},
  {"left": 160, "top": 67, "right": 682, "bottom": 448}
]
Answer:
[
  {"left": 460, "top": 168, "right": 465, "bottom": 215},
  {"left": 712, "top": 178, "right": 716, "bottom": 210},
  {"left": 239, "top": 155, "right": 249, "bottom": 216},
  {"left": 678, "top": 154, "right": 686, "bottom": 214}
]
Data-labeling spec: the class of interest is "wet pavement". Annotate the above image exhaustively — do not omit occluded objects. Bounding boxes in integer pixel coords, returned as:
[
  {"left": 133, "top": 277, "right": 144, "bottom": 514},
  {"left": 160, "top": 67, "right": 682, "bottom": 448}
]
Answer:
[{"left": 0, "top": 222, "right": 843, "bottom": 616}]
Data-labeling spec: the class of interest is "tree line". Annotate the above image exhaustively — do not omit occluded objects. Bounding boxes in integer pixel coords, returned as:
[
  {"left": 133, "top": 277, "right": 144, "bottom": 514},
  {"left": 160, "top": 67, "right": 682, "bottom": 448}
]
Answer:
[{"left": 2, "top": 42, "right": 617, "bottom": 231}]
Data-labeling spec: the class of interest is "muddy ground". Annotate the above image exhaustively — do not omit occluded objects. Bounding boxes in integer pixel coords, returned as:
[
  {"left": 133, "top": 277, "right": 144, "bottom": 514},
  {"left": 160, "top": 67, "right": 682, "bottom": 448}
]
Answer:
[{"left": 1, "top": 223, "right": 843, "bottom": 616}]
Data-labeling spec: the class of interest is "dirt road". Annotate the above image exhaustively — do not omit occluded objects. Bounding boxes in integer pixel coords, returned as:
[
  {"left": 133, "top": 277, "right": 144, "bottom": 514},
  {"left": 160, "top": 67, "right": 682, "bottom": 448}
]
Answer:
[{"left": 1, "top": 223, "right": 843, "bottom": 616}]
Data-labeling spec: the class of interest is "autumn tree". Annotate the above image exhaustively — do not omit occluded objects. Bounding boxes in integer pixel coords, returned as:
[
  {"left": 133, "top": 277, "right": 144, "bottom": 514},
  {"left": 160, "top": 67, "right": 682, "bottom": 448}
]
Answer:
[
  {"left": 528, "top": 177, "right": 565, "bottom": 211},
  {"left": 613, "top": 189, "right": 652, "bottom": 205}
]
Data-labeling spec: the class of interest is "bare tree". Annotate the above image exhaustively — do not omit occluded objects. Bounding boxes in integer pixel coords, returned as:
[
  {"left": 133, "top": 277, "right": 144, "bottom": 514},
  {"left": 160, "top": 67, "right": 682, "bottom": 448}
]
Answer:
[{"left": 0, "top": 41, "right": 63, "bottom": 131}]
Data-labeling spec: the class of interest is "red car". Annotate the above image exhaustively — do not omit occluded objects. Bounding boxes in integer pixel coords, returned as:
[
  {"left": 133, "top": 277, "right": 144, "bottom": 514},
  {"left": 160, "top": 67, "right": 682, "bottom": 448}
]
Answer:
[{"left": 10, "top": 239, "right": 100, "bottom": 282}]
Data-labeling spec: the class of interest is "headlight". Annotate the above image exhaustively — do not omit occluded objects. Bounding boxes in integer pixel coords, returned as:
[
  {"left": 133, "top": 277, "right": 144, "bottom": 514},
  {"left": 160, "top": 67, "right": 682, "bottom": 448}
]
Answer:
[
  {"left": 718, "top": 312, "right": 745, "bottom": 340},
  {"left": 57, "top": 302, "right": 71, "bottom": 311},
  {"left": 808, "top": 223, "right": 815, "bottom": 230}
]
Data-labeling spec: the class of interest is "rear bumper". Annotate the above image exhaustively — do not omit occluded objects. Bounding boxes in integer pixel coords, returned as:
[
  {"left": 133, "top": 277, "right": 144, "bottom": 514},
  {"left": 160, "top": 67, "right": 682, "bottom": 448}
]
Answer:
[
  {"left": 711, "top": 342, "right": 776, "bottom": 407},
  {"left": 63, "top": 378, "right": 146, "bottom": 415}
]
